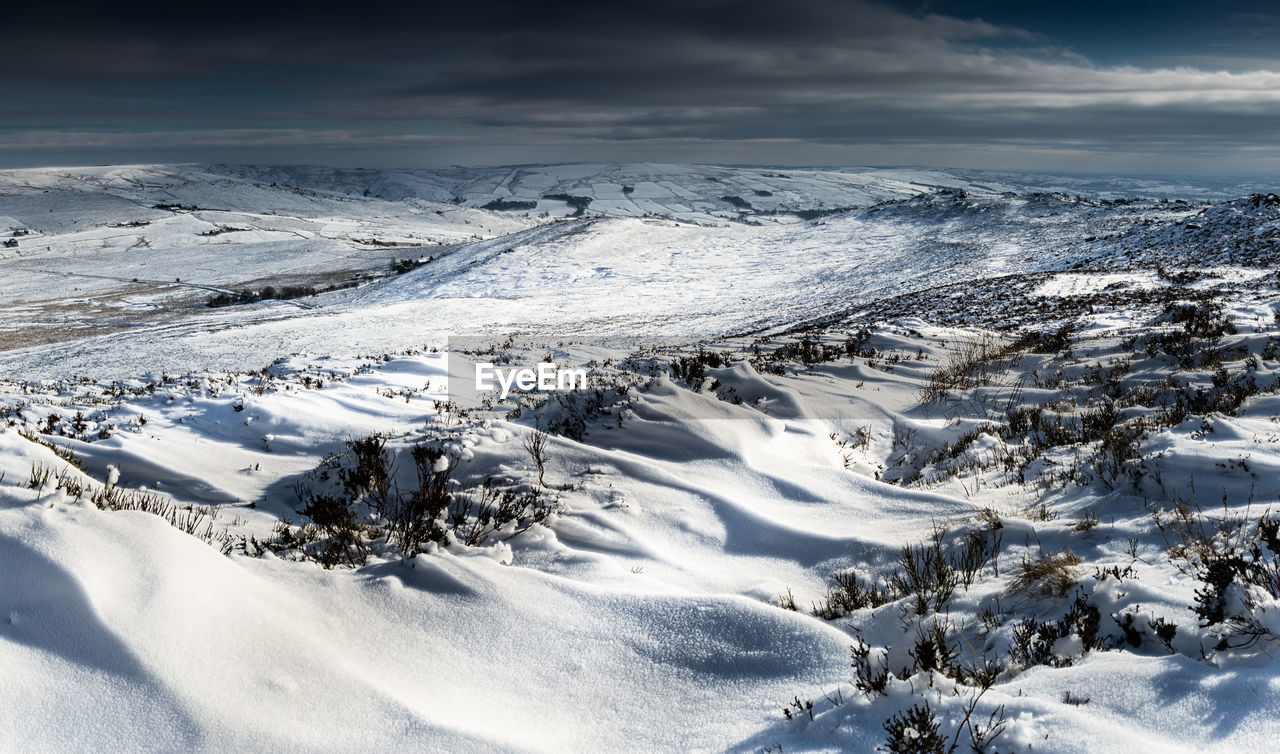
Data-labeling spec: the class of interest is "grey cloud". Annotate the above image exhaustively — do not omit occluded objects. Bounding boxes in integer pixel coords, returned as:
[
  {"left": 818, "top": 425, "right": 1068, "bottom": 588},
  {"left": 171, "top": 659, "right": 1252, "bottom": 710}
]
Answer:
[{"left": 3, "top": 1, "right": 1280, "bottom": 172}]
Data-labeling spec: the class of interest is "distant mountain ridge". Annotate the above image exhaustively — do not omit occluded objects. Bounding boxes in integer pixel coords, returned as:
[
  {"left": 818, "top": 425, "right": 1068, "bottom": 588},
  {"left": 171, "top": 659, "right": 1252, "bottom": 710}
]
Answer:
[{"left": 0, "top": 163, "right": 1269, "bottom": 233}]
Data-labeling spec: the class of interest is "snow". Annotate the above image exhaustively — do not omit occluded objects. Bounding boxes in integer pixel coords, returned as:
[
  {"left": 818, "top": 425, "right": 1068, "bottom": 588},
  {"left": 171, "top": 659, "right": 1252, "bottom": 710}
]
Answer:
[{"left": 4, "top": 162, "right": 1280, "bottom": 751}]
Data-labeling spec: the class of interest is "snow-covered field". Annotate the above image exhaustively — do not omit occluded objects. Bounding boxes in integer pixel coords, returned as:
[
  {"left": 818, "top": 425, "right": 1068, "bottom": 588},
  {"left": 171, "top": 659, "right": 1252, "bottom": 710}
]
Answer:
[{"left": 3, "top": 163, "right": 1280, "bottom": 751}]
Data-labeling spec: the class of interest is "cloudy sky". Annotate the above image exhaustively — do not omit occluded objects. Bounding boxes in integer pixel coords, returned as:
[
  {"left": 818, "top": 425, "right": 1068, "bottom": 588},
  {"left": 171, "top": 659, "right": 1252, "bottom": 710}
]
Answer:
[{"left": 4, "top": 1, "right": 1280, "bottom": 172}]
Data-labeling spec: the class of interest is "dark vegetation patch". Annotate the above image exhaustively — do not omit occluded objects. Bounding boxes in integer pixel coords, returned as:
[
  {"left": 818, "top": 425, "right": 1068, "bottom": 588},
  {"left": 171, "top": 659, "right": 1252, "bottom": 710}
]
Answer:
[
  {"left": 198, "top": 225, "right": 249, "bottom": 236},
  {"left": 482, "top": 199, "right": 538, "bottom": 211},
  {"left": 205, "top": 281, "right": 358, "bottom": 308},
  {"left": 542, "top": 193, "right": 593, "bottom": 216},
  {"left": 391, "top": 256, "right": 433, "bottom": 274}
]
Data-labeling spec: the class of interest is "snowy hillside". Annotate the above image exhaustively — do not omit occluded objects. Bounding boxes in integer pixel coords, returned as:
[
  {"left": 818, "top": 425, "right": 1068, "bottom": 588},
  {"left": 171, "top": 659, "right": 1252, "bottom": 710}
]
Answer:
[
  {"left": 3, "top": 163, "right": 1280, "bottom": 752},
  {"left": 0, "top": 164, "right": 1226, "bottom": 379}
]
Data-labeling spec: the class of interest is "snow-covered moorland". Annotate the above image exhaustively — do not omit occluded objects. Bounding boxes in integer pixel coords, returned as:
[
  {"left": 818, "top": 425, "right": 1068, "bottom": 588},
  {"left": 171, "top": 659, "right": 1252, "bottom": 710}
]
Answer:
[{"left": 3, "top": 163, "right": 1280, "bottom": 751}]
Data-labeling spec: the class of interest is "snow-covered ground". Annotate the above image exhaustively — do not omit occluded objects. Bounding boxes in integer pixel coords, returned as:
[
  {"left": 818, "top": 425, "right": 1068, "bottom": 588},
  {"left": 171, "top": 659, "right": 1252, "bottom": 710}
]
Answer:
[{"left": 3, "top": 163, "right": 1280, "bottom": 751}]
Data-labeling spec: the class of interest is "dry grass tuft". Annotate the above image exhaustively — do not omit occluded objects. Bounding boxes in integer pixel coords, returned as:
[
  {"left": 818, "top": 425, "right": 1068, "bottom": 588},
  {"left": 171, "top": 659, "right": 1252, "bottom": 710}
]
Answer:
[
  {"left": 1006, "top": 549, "right": 1083, "bottom": 598},
  {"left": 918, "top": 332, "right": 1014, "bottom": 404}
]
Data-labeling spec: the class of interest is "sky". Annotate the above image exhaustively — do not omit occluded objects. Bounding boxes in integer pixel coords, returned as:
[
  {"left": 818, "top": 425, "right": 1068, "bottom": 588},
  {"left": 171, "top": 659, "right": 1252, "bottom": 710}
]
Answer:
[{"left": 3, "top": 0, "right": 1280, "bottom": 173}]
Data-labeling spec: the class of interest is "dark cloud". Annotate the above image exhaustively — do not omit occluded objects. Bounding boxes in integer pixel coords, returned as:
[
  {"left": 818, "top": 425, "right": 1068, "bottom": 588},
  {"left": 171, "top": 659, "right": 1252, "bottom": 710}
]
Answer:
[{"left": 2, "top": 1, "right": 1280, "bottom": 172}]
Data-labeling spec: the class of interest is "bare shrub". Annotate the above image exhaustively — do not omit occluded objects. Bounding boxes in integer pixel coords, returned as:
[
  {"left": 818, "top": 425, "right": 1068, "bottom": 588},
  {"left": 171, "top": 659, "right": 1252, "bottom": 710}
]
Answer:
[
  {"left": 812, "top": 571, "right": 894, "bottom": 619},
  {"left": 909, "top": 621, "right": 959, "bottom": 675},
  {"left": 892, "top": 534, "right": 959, "bottom": 615},
  {"left": 1008, "top": 591, "right": 1100, "bottom": 669},
  {"left": 340, "top": 435, "right": 393, "bottom": 514},
  {"left": 523, "top": 427, "right": 550, "bottom": 487},
  {"left": 296, "top": 488, "right": 370, "bottom": 568},
  {"left": 851, "top": 638, "right": 891, "bottom": 697},
  {"left": 1154, "top": 492, "right": 1280, "bottom": 643},
  {"left": 882, "top": 701, "right": 946, "bottom": 753},
  {"left": 449, "top": 478, "right": 556, "bottom": 545},
  {"left": 386, "top": 444, "right": 454, "bottom": 556},
  {"left": 955, "top": 530, "right": 1003, "bottom": 588}
]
